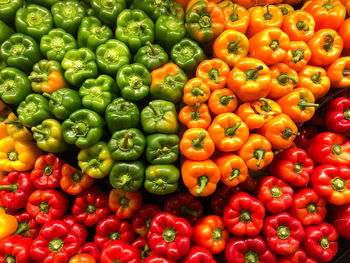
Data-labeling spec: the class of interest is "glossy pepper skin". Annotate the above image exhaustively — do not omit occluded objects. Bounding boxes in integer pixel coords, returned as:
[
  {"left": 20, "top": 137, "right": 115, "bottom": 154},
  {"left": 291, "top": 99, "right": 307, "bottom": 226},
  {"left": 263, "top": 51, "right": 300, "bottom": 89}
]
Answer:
[
  {"left": 0, "top": 208, "right": 18, "bottom": 240},
  {"left": 90, "top": 0, "right": 125, "bottom": 27},
  {"left": 109, "top": 189, "right": 142, "bottom": 219},
  {"left": 180, "top": 128, "right": 214, "bottom": 161},
  {"left": 327, "top": 57, "right": 350, "bottom": 89},
  {"left": 109, "top": 161, "right": 144, "bottom": 192},
  {"left": 339, "top": 18, "right": 350, "bottom": 53},
  {"left": 0, "top": 235, "right": 33, "bottom": 263},
  {"left": 325, "top": 97, "right": 350, "bottom": 133},
  {"left": 268, "top": 63, "right": 298, "bottom": 99},
  {"left": 208, "top": 88, "right": 238, "bottom": 116},
  {"left": 60, "top": 163, "right": 94, "bottom": 195},
  {"left": 132, "top": 203, "right": 162, "bottom": 237},
  {"left": 196, "top": 59, "right": 230, "bottom": 91},
  {"left": 282, "top": 10, "right": 315, "bottom": 42},
  {"left": 77, "top": 242, "right": 100, "bottom": 262},
  {"left": 183, "top": 246, "right": 217, "bottom": 263},
  {"left": 179, "top": 103, "right": 212, "bottom": 129},
  {"left": 62, "top": 215, "right": 88, "bottom": 246},
  {"left": 14, "top": 211, "right": 40, "bottom": 238},
  {"left": 145, "top": 253, "right": 176, "bottom": 263},
  {"left": 221, "top": 2, "right": 250, "bottom": 33},
  {"left": 183, "top": 78, "right": 211, "bottom": 106},
  {"left": 69, "top": 254, "right": 96, "bottom": 263},
  {"left": 144, "top": 165, "right": 179, "bottom": 195},
  {"left": 211, "top": 184, "right": 242, "bottom": 216},
  {"left": 284, "top": 41, "right": 311, "bottom": 73},
  {"left": 294, "top": 125, "right": 318, "bottom": 150},
  {"left": 147, "top": 134, "right": 179, "bottom": 164},
  {"left": 331, "top": 203, "right": 350, "bottom": 240},
  {"left": 100, "top": 240, "right": 141, "bottom": 263},
  {"left": 134, "top": 42, "right": 169, "bottom": 72},
  {"left": 5, "top": 112, "right": 33, "bottom": 142},
  {"left": 0, "top": 0, "right": 23, "bottom": 24},
  {"left": 297, "top": 65, "right": 330, "bottom": 99},
  {"left": 278, "top": 249, "right": 317, "bottom": 263},
  {"left": 0, "top": 20, "right": 14, "bottom": 46}
]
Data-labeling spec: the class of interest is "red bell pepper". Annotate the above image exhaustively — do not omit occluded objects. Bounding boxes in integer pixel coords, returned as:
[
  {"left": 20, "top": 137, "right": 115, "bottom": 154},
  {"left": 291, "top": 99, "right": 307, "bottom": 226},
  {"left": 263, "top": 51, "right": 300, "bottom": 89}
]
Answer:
[
  {"left": 263, "top": 212, "right": 305, "bottom": 255},
  {"left": 14, "top": 211, "right": 40, "bottom": 239},
  {"left": 210, "top": 184, "right": 242, "bottom": 216},
  {"left": 270, "top": 147, "right": 314, "bottom": 187},
  {"left": 223, "top": 192, "right": 265, "bottom": 236},
  {"left": 132, "top": 237, "right": 150, "bottom": 262},
  {"left": 163, "top": 192, "right": 203, "bottom": 225},
  {"left": 307, "top": 132, "right": 350, "bottom": 166},
  {"left": 109, "top": 189, "right": 143, "bottom": 219},
  {"left": 132, "top": 203, "right": 162, "bottom": 237},
  {"left": 148, "top": 212, "right": 192, "bottom": 260},
  {"left": 30, "top": 153, "right": 64, "bottom": 189},
  {"left": 145, "top": 253, "right": 176, "bottom": 263},
  {"left": 60, "top": 163, "right": 94, "bottom": 195},
  {"left": 325, "top": 97, "right": 350, "bottom": 133},
  {"left": 0, "top": 171, "right": 35, "bottom": 210},
  {"left": 182, "top": 246, "right": 217, "bottom": 263},
  {"left": 278, "top": 248, "right": 317, "bottom": 263},
  {"left": 26, "top": 189, "right": 69, "bottom": 225},
  {"left": 100, "top": 240, "right": 141, "bottom": 263},
  {"left": 289, "top": 188, "right": 327, "bottom": 226},
  {"left": 0, "top": 235, "right": 33, "bottom": 263},
  {"left": 95, "top": 215, "right": 135, "bottom": 249},
  {"left": 241, "top": 169, "right": 268, "bottom": 193},
  {"left": 311, "top": 164, "right": 350, "bottom": 205},
  {"left": 224, "top": 235, "right": 277, "bottom": 263},
  {"left": 30, "top": 220, "right": 81, "bottom": 263},
  {"left": 78, "top": 242, "right": 100, "bottom": 262},
  {"left": 258, "top": 176, "right": 294, "bottom": 214},
  {"left": 294, "top": 126, "right": 318, "bottom": 150},
  {"left": 72, "top": 186, "right": 111, "bottom": 227},
  {"left": 302, "top": 222, "right": 338, "bottom": 263},
  {"left": 330, "top": 204, "right": 350, "bottom": 240},
  {"left": 62, "top": 215, "right": 88, "bottom": 246}
]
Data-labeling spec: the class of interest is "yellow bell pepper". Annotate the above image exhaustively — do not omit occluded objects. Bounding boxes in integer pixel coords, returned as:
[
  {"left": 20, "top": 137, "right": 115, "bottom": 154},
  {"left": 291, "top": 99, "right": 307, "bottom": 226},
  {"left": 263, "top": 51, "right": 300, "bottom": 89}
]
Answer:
[
  {"left": 0, "top": 208, "right": 18, "bottom": 239},
  {"left": 5, "top": 113, "right": 33, "bottom": 141}
]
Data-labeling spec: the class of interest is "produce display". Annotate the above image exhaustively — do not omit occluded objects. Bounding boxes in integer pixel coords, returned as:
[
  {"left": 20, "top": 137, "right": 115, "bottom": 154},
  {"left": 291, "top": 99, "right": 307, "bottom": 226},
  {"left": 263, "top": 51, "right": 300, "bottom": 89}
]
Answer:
[{"left": 0, "top": 0, "right": 349, "bottom": 262}]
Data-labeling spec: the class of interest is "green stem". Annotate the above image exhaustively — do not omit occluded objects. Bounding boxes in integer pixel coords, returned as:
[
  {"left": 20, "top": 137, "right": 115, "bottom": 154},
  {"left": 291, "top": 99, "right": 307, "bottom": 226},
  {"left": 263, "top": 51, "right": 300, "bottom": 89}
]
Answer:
[
  {"left": 195, "top": 175, "right": 209, "bottom": 195},
  {"left": 270, "top": 186, "right": 282, "bottom": 197},
  {"left": 291, "top": 49, "right": 304, "bottom": 63},
  {"left": 343, "top": 69, "right": 350, "bottom": 77},
  {"left": 323, "top": 34, "right": 334, "bottom": 51},
  {"left": 43, "top": 165, "right": 53, "bottom": 176},
  {"left": 332, "top": 144, "right": 342, "bottom": 155},
  {"left": 48, "top": 238, "right": 64, "bottom": 252},
  {"left": 109, "top": 231, "right": 121, "bottom": 241},
  {"left": 320, "top": 237, "right": 330, "bottom": 249},
  {"left": 120, "top": 131, "right": 133, "bottom": 149},
  {"left": 119, "top": 196, "right": 129, "bottom": 208},
  {"left": 311, "top": 71, "right": 322, "bottom": 84},
  {"left": 277, "top": 226, "right": 290, "bottom": 240},
  {"left": 220, "top": 95, "right": 235, "bottom": 106},
  {"left": 270, "top": 40, "right": 280, "bottom": 50},
  {"left": 180, "top": 205, "right": 198, "bottom": 218},
  {"left": 199, "top": 14, "right": 212, "bottom": 28},
  {"left": 331, "top": 177, "right": 346, "bottom": 192},
  {"left": 72, "top": 172, "right": 83, "bottom": 182},
  {"left": 209, "top": 68, "right": 220, "bottom": 84},
  {"left": 31, "top": 127, "right": 47, "bottom": 136},
  {"left": 277, "top": 73, "right": 298, "bottom": 85},
  {"left": 212, "top": 227, "right": 223, "bottom": 241},
  {"left": 13, "top": 222, "right": 29, "bottom": 236},
  {"left": 322, "top": 0, "right": 333, "bottom": 10},
  {"left": 259, "top": 98, "right": 271, "bottom": 112},
  {"left": 146, "top": 41, "right": 157, "bottom": 56},
  {"left": 0, "top": 184, "right": 17, "bottom": 192},
  {"left": 7, "top": 150, "right": 18, "bottom": 161},
  {"left": 163, "top": 227, "right": 176, "bottom": 242},
  {"left": 307, "top": 203, "right": 317, "bottom": 213},
  {"left": 225, "top": 122, "right": 241, "bottom": 137},
  {"left": 298, "top": 99, "right": 319, "bottom": 110},
  {"left": 344, "top": 109, "right": 350, "bottom": 120},
  {"left": 294, "top": 163, "right": 303, "bottom": 173},
  {"left": 245, "top": 251, "right": 258, "bottom": 263},
  {"left": 230, "top": 4, "right": 238, "bottom": 21},
  {"left": 86, "top": 204, "right": 97, "bottom": 214},
  {"left": 117, "top": 174, "right": 131, "bottom": 187},
  {"left": 191, "top": 86, "right": 205, "bottom": 97},
  {"left": 43, "top": 92, "right": 57, "bottom": 103},
  {"left": 5, "top": 256, "right": 16, "bottom": 263},
  {"left": 28, "top": 74, "right": 48, "bottom": 83},
  {"left": 296, "top": 21, "right": 309, "bottom": 31},
  {"left": 228, "top": 38, "right": 240, "bottom": 54},
  {"left": 229, "top": 168, "right": 241, "bottom": 181},
  {"left": 253, "top": 148, "right": 265, "bottom": 167},
  {"left": 283, "top": 127, "right": 299, "bottom": 139},
  {"left": 192, "top": 132, "right": 206, "bottom": 150},
  {"left": 263, "top": 5, "right": 272, "bottom": 20},
  {"left": 245, "top": 65, "right": 264, "bottom": 81},
  {"left": 191, "top": 103, "right": 201, "bottom": 121},
  {"left": 239, "top": 210, "right": 252, "bottom": 223},
  {"left": 39, "top": 202, "right": 49, "bottom": 213}
]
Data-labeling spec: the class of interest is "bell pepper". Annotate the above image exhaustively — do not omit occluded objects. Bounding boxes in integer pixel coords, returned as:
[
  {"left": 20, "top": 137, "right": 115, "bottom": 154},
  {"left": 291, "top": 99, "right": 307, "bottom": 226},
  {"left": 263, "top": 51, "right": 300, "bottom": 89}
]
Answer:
[
  {"left": 30, "top": 220, "right": 80, "bottom": 263},
  {"left": 31, "top": 0, "right": 59, "bottom": 8},
  {"left": 294, "top": 125, "right": 318, "bottom": 150},
  {"left": 155, "top": 15, "right": 187, "bottom": 52},
  {"left": 183, "top": 246, "right": 216, "bottom": 263},
  {"left": 339, "top": 18, "right": 350, "bottom": 54},
  {"left": 0, "top": 136, "right": 42, "bottom": 172},
  {"left": 325, "top": 97, "right": 350, "bottom": 133},
  {"left": 241, "top": 169, "right": 268, "bottom": 193},
  {"left": 60, "top": 163, "right": 94, "bottom": 195},
  {"left": 268, "top": 63, "right": 298, "bottom": 99},
  {"left": 40, "top": 28, "right": 77, "bottom": 62},
  {"left": 196, "top": 59, "right": 230, "bottom": 91},
  {"left": 26, "top": 189, "right": 69, "bottom": 225},
  {"left": 278, "top": 249, "right": 317, "bottom": 263},
  {"left": 109, "top": 161, "right": 144, "bottom": 192},
  {"left": 171, "top": 38, "right": 205, "bottom": 74},
  {"left": 331, "top": 203, "right": 350, "bottom": 240},
  {"left": 132, "top": 203, "right": 162, "bottom": 237},
  {"left": 115, "top": 9, "right": 154, "bottom": 52},
  {"left": 0, "top": 0, "right": 23, "bottom": 24},
  {"left": 77, "top": 242, "right": 100, "bottom": 262},
  {"left": 179, "top": 103, "right": 211, "bottom": 129},
  {"left": 0, "top": 208, "right": 17, "bottom": 240},
  {"left": 150, "top": 63, "right": 187, "bottom": 104},
  {"left": 181, "top": 159, "right": 220, "bottom": 196},
  {"left": 109, "top": 188, "right": 142, "bottom": 219},
  {"left": 95, "top": 215, "right": 135, "bottom": 250},
  {"left": 147, "top": 134, "right": 179, "bottom": 164},
  {"left": 100, "top": 240, "right": 141, "bottom": 263},
  {"left": 90, "top": 0, "right": 125, "bottom": 27},
  {"left": 297, "top": 65, "right": 330, "bottom": 99},
  {"left": 281, "top": 10, "right": 315, "bottom": 42},
  {"left": 236, "top": 98, "right": 282, "bottom": 130},
  {"left": 183, "top": 78, "right": 210, "bottom": 106},
  {"left": 144, "top": 165, "right": 179, "bottom": 195},
  {"left": 0, "top": 235, "right": 32, "bottom": 263},
  {"left": 134, "top": 42, "right": 169, "bottom": 72},
  {"left": 211, "top": 184, "right": 242, "bottom": 216},
  {"left": 327, "top": 57, "right": 350, "bottom": 89},
  {"left": 0, "top": 171, "right": 34, "bottom": 210},
  {"left": 0, "top": 33, "right": 41, "bottom": 73},
  {"left": 302, "top": 223, "right": 338, "bottom": 262},
  {"left": 141, "top": 100, "right": 178, "bottom": 134},
  {"left": 221, "top": 3, "right": 250, "bottom": 33},
  {"left": 132, "top": 0, "right": 184, "bottom": 21},
  {"left": 263, "top": 212, "right": 305, "bottom": 255},
  {"left": 62, "top": 215, "right": 88, "bottom": 246},
  {"left": 284, "top": 41, "right": 312, "bottom": 72},
  {"left": 51, "top": 0, "right": 87, "bottom": 35},
  {"left": 277, "top": 3, "right": 295, "bottom": 16},
  {"left": 105, "top": 98, "right": 140, "bottom": 134},
  {"left": 307, "top": 29, "right": 343, "bottom": 66},
  {"left": 117, "top": 63, "right": 151, "bottom": 102},
  {"left": 96, "top": 39, "right": 131, "bottom": 76},
  {"left": 61, "top": 48, "right": 98, "bottom": 87},
  {"left": 15, "top": 4, "right": 53, "bottom": 41},
  {"left": 14, "top": 211, "right": 40, "bottom": 238},
  {"left": 208, "top": 88, "right": 238, "bottom": 116},
  {"left": 227, "top": 58, "right": 271, "bottom": 102},
  {"left": 224, "top": 236, "right": 277, "bottom": 263},
  {"left": 180, "top": 128, "right": 213, "bottom": 161},
  {"left": 307, "top": 132, "right": 350, "bottom": 166},
  {"left": 132, "top": 237, "right": 150, "bottom": 262},
  {"left": 145, "top": 253, "right": 177, "bottom": 263},
  {"left": 69, "top": 254, "right": 96, "bottom": 263}
]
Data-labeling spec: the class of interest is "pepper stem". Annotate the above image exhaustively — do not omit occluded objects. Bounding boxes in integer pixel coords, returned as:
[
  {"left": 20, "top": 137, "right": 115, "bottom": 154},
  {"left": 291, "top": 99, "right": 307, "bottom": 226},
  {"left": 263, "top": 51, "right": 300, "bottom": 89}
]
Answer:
[
  {"left": 263, "top": 5, "right": 272, "bottom": 20},
  {"left": 180, "top": 205, "right": 198, "bottom": 218},
  {"left": 209, "top": 68, "right": 220, "bottom": 84},
  {"left": 191, "top": 103, "right": 201, "bottom": 121},
  {"left": 270, "top": 186, "right": 282, "bottom": 197},
  {"left": 192, "top": 132, "right": 206, "bottom": 150},
  {"left": 43, "top": 93, "right": 57, "bottom": 103},
  {"left": 331, "top": 177, "right": 346, "bottom": 192},
  {"left": 291, "top": 49, "right": 304, "bottom": 63},
  {"left": 323, "top": 34, "right": 334, "bottom": 51},
  {"left": 322, "top": 0, "right": 333, "bottom": 10},
  {"left": 43, "top": 165, "right": 53, "bottom": 176},
  {"left": 149, "top": 102, "right": 161, "bottom": 116},
  {"left": 117, "top": 174, "right": 131, "bottom": 187},
  {"left": 195, "top": 175, "right": 209, "bottom": 195},
  {"left": 343, "top": 69, "right": 350, "bottom": 77},
  {"left": 141, "top": 245, "right": 150, "bottom": 259},
  {"left": 13, "top": 222, "right": 29, "bottom": 236},
  {"left": 283, "top": 128, "right": 298, "bottom": 139},
  {"left": 294, "top": 163, "right": 303, "bottom": 173},
  {"left": 245, "top": 66, "right": 264, "bottom": 81},
  {"left": 270, "top": 40, "right": 280, "bottom": 50},
  {"left": 259, "top": 98, "right": 272, "bottom": 112},
  {"left": 245, "top": 251, "right": 258, "bottom": 263},
  {"left": 277, "top": 226, "right": 290, "bottom": 240},
  {"left": 31, "top": 127, "right": 47, "bottom": 136},
  {"left": 320, "top": 237, "right": 330, "bottom": 249},
  {"left": 229, "top": 168, "right": 241, "bottom": 181},
  {"left": 228, "top": 38, "right": 240, "bottom": 54},
  {"left": 7, "top": 150, "right": 18, "bottom": 161},
  {"left": 311, "top": 71, "right": 322, "bottom": 84},
  {"left": 28, "top": 74, "right": 48, "bottom": 83},
  {"left": 0, "top": 184, "right": 18, "bottom": 192},
  {"left": 298, "top": 99, "right": 319, "bottom": 110},
  {"left": 146, "top": 41, "right": 157, "bottom": 56},
  {"left": 48, "top": 238, "right": 64, "bottom": 252},
  {"left": 344, "top": 109, "right": 350, "bottom": 120},
  {"left": 119, "top": 196, "right": 129, "bottom": 208},
  {"left": 191, "top": 86, "right": 205, "bottom": 97},
  {"left": 230, "top": 4, "right": 238, "bottom": 21},
  {"left": 86, "top": 204, "right": 97, "bottom": 214},
  {"left": 332, "top": 144, "right": 342, "bottom": 155},
  {"left": 296, "top": 21, "right": 309, "bottom": 31},
  {"left": 109, "top": 231, "right": 121, "bottom": 241},
  {"left": 120, "top": 131, "right": 133, "bottom": 149},
  {"left": 4, "top": 120, "right": 24, "bottom": 129},
  {"left": 72, "top": 172, "right": 83, "bottom": 182},
  {"left": 277, "top": 73, "right": 298, "bottom": 85},
  {"left": 82, "top": 159, "right": 100, "bottom": 173},
  {"left": 219, "top": 95, "right": 235, "bottom": 106},
  {"left": 239, "top": 210, "right": 252, "bottom": 223},
  {"left": 39, "top": 202, "right": 49, "bottom": 213},
  {"left": 162, "top": 227, "right": 176, "bottom": 243},
  {"left": 225, "top": 122, "right": 241, "bottom": 137},
  {"left": 253, "top": 148, "right": 266, "bottom": 167},
  {"left": 5, "top": 256, "right": 16, "bottom": 263},
  {"left": 307, "top": 203, "right": 317, "bottom": 213},
  {"left": 212, "top": 227, "right": 223, "bottom": 241}
]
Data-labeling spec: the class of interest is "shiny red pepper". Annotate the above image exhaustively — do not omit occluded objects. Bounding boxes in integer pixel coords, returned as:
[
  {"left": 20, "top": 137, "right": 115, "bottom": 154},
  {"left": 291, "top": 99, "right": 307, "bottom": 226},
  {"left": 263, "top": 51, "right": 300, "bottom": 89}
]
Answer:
[
  {"left": 78, "top": 242, "right": 100, "bottom": 262},
  {"left": 100, "top": 240, "right": 141, "bottom": 263},
  {"left": 14, "top": 211, "right": 40, "bottom": 239},
  {"left": 210, "top": 184, "right": 242, "bottom": 216},
  {"left": 330, "top": 203, "right": 350, "bottom": 240},
  {"left": 294, "top": 126, "right": 318, "bottom": 150},
  {"left": 132, "top": 203, "right": 162, "bottom": 237},
  {"left": 132, "top": 237, "right": 150, "bottom": 262},
  {"left": 62, "top": 215, "right": 88, "bottom": 246},
  {"left": 0, "top": 235, "right": 33, "bottom": 263},
  {"left": 182, "top": 246, "right": 217, "bottom": 263},
  {"left": 145, "top": 253, "right": 176, "bottom": 263},
  {"left": 241, "top": 169, "right": 268, "bottom": 193},
  {"left": 325, "top": 97, "right": 350, "bottom": 133},
  {"left": 278, "top": 248, "right": 317, "bottom": 263}
]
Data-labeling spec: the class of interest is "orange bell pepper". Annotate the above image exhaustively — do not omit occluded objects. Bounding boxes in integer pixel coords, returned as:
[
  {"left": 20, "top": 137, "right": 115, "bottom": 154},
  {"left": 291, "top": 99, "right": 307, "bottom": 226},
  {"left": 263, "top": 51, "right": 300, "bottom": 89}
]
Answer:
[
  {"left": 237, "top": 134, "right": 274, "bottom": 170},
  {"left": 69, "top": 254, "right": 96, "bottom": 263},
  {"left": 227, "top": 58, "right": 271, "bottom": 102},
  {"left": 60, "top": 163, "right": 94, "bottom": 195},
  {"left": 179, "top": 103, "right": 212, "bottom": 129},
  {"left": 5, "top": 113, "right": 33, "bottom": 141},
  {"left": 247, "top": 5, "right": 284, "bottom": 37},
  {"left": 196, "top": 59, "right": 230, "bottom": 90},
  {"left": 208, "top": 88, "right": 238, "bottom": 115},
  {"left": 109, "top": 189, "right": 142, "bottom": 219},
  {"left": 208, "top": 113, "right": 249, "bottom": 152},
  {"left": 213, "top": 30, "right": 249, "bottom": 68},
  {"left": 180, "top": 128, "right": 215, "bottom": 161},
  {"left": 221, "top": 3, "right": 250, "bottom": 33},
  {"left": 282, "top": 10, "right": 315, "bottom": 42},
  {"left": 258, "top": 113, "right": 298, "bottom": 150},
  {"left": 214, "top": 153, "right": 248, "bottom": 187},
  {"left": 284, "top": 41, "right": 312, "bottom": 72},
  {"left": 327, "top": 57, "right": 350, "bottom": 89},
  {"left": 0, "top": 207, "right": 18, "bottom": 240},
  {"left": 236, "top": 98, "right": 283, "bottom": 130},
  {"left": 307, "top": 29, "right": 343, "bottom": 66},
  {"left": 249, "top": 28, "right": 290, "bottom": 65},
  {"left": 269, "top": 63, "right": 298, "bottom": 99},
  {"left": 277, "top": 4, "right": 295, "bottom": 16},
  {"left": 277, "top": 88, "right": 318, "bottom": 123},
  {"left": 304, "top": 0, "right": 346, "bottom": 31},
  {"left": 183, "top": 78, "right": 211, "bottom": 106},
  {"left": 181, "top": 159, "right": 220, "bottom": 197},
  {"left": 297, "top": 66, "right": 330, "bottom": 99},
  {"left": 338, "top": 18, "right": 350, "bottom": 54}
]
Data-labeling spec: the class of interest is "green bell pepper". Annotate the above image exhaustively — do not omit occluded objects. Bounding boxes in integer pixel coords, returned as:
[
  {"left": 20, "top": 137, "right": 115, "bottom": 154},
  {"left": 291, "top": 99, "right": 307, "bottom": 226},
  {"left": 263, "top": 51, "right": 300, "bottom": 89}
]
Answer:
[
  {"left": 108, "top": 128, "right": 146, "bottom": 161},
  {"left": 32, "top": 119, "right": 69, "bottom": 153},
  {"left": 134, "top": 42, "right": 168, "bottom": 72},
  {"left": 0, "top": 57, "right": 7, "bottom": 71},
  {"left": 105, "top": 98, "right": 140, "bottom": 134},
  {"left": 40, "top": 28, "right": 77, "bottom": 62},
  {"left": 61, "top": 48, "right": 98, "bottom": 87},
  {"left": 79, "top": 74, "right": 118, "bottom": 115},
  {"left": 117, "top": 63, "right": 151, "bottom": 102},
  {"left": 155, "top": 15, "right": 187, "bottom": 51},
  {"left": 0, "top": 20, "right": 14, "bottom": 46},
  {"left": 15, "top": 4, "right": 53, "bottom": 41},
  {"left": 0, "top": 0, "right": 23, "bottom": 24},
  {"left": 62, "top": 109, "right": 105, "bottom": 148},
  {"left": 17, "top": 94, "right": 53, "bottom": 127},
  {"left": 77, "top": 16, "right": 112, "bottom": 52},
  {"left": 115, "top": 9, "right": 154, "bottom": 52},
  {"left": 171, "top": 38, "right": 205, "bottom": 74},
  {"left": 78, "top": 141, "right": 114, "bottom": 179},
  {"left": 0, "top": 67, "right": 32, "bottom": 105},
  {"left": 141, "top": 100, "right": 178, "bottom": 134},
  {"left": 51, "top": 0, "right": 87, "bottom": 36},
  {"left": 109, "top": 161, "right": 144, "bottom": 191},
  {"left": 96, "top": 39, "right": 131, "bottom": 76},
  {"left": 144, "top": 164, "right": 179, "bottom": 195},
  {"left": 146, "top": 134, "right": 179, "bottom": 164},
  {"left": 31, "top": 0, "right": 60, "bottom": 8},
  {"left": 90, "top": 0, "right": 126, "bottom": 27},
  {"left": 0, "top": 33, "right": 41, "bottom": 73},
  {"left": 43, "top": 88, "right": 82, "bottom": 120}
]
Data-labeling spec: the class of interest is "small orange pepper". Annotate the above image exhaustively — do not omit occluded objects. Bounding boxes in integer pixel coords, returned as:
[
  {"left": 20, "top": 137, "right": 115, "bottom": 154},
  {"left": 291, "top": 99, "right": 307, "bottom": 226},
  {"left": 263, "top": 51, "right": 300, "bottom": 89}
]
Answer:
[
  {"left": 327, "top": 57, "right": 350, "bottom": 89},
  {"left": 282, "top": 10, "right": 315, "bottom": 42},
  {"left": 284, "top": 41, "right": 312, "bottom": 72},
  {"left": 268, "top": 63, "right": 298, "bottom": 99},
  {"left": 277, "top": 4, "right": 295, "bottom": 16},
  {"left": 208, "top": 88, "right": 238, "bottom": 115},
  {"left": 60, "top": 163, "right": 94, "bottom": 195},
  {"left": 179, "top": 103, "right": 212, "bottom": 129},
  {"left": 183, "top": 78, "right": 211, "bottom": 106},
  {"left": 196, "top": 59, "right": 230, "bottom": 90},
  {"left": 221, "top": 3, "right": 250, "bottom": 33},
  {"left": 297, "top": 65, "right": 330, "bottom": 99},
  {"left": 338, "top": 18, "right": 350, "bottom": 54},
  {"left": 109, "top": 189, "right": 142, "bottom": 219},
  {"left": 69, "top": 254, "right": 96, "bottom": 263}
]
